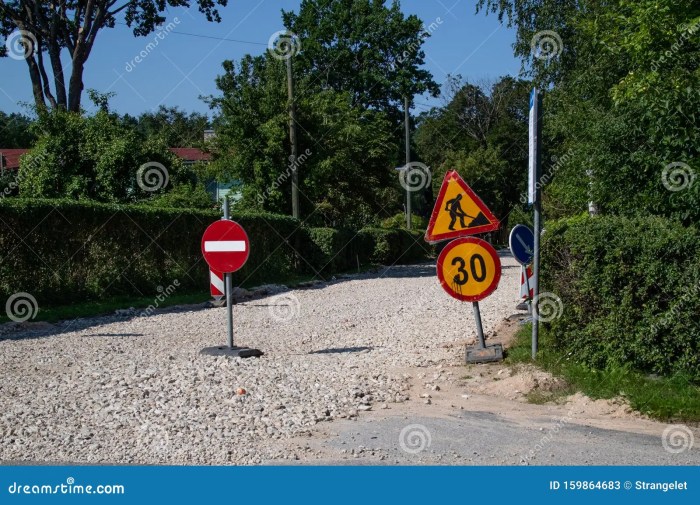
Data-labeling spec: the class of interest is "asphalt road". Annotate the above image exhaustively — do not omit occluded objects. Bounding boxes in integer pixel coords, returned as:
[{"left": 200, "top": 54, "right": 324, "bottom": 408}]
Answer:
[{"left": 306, "top": 410, "right": 700, "bottom": 466}]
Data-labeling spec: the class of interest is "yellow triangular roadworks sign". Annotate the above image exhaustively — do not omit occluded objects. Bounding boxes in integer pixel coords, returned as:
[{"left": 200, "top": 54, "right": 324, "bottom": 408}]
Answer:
[{"left": 424, "top": 170, "right": 500, "bottom": 243}]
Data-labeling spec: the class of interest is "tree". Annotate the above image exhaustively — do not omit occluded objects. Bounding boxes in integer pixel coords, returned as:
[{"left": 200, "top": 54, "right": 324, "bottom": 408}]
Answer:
[
  {"left": 17, "top": 107, "right": 201, "bottom": 204},
  {"left": 127, "top": 106, "right": 210, "bottom": 147},
  {"left": 0, "top": 1, "right": 227, "bottom": 112},
  {"left": 208, "top": 54, "right": 289, "bottom": 212},
  {"left": 415, "top": 76, "right": 530, "bottom": 234},
  {"left": 476, "top": 0, "right": 700, "bottom": 223},
  {"left": 209, "top": 53, "right": 400, "bottom": 228},
  {"left": 207, "top": 1, "right": 440, "bottom": 226},
  {"left": 282, "top": 0, "right": 439, "bottom": 123},
  {"left": 0, "top": 111, "right": 35, "bottom": 147},
  {"left": 297, "top": 89, "right": 399, "bottom": 227}
]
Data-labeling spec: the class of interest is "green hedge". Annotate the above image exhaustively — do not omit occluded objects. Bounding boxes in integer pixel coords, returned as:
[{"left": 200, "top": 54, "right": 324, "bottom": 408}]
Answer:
[
  {"left": 305, "top": 227, "right": 432, "bottom": 274},
  {"left": 357, "top": 228, "right": 433, "bottom": 265},
  {"left": 541, "top": 214, "right": 700, "bottom": 381},
  {"left": 0, "top": 199, "right": 432, "bottom": 307},
  {"left": 0, "top": 199, "right": 307, "bottom": 305},
  {"left": 305, "top": 228, "right": 359, "bottom": 274}
]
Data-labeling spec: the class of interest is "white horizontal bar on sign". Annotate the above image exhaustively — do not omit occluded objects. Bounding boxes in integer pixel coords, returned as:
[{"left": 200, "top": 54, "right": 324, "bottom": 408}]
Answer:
[{"left": 204, "top": 241, "right": 246, "bottom": 252}]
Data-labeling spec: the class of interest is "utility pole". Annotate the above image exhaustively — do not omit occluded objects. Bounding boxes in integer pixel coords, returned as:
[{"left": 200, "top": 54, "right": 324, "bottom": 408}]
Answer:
[
  {"left": 404, "top": 95, "right": 411, "bottom": 230},
  {"left": 587, "top": 168, "right": 598, "bottom": 215},
  {"left": 287, "top": 56, "right": 299, "bottom": 219}
]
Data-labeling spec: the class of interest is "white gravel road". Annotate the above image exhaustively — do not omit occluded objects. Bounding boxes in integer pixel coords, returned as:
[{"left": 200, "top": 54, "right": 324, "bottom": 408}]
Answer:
[{"left": 0, "top": 255, "right": 522, "bottom": 465}]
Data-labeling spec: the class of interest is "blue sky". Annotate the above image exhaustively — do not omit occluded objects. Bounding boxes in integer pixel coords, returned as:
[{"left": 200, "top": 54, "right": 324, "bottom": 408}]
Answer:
[{"left": 0, "top": 0, "right": 520, "bottom": 118}]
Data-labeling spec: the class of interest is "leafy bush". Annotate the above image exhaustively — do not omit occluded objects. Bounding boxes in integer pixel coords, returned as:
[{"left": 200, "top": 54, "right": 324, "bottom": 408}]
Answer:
[
  {"left": 17, "top": 109, "right": 214, "bottom": 210},
  {"left": 19, "top": 110, "right": 180, "bottom": 202},
  {"left": 380, "top": 213, "right": 427, "bottom": 231},
  {"left": 306, "top": 228, "right": 361, "bottom": 274},
  {"left": 358, "top": 228, "right": 432, "bottom": 265},
  {"left": 541, "top": 214, "right": 700, "bottom": 381},
  {"left": 306, "top": 226, "right": 433, "bottom": 274}
]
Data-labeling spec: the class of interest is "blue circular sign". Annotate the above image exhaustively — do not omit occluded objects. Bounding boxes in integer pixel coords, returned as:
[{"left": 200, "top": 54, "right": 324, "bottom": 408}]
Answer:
[{"left": 509, "top": 225, "right": 534, "bottom": 265}]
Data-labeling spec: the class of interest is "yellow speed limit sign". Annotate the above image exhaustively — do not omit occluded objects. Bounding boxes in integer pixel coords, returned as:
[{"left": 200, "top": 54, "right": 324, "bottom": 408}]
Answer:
[{"left": 437, "top": 237, "right": 502, "bottom": 302}]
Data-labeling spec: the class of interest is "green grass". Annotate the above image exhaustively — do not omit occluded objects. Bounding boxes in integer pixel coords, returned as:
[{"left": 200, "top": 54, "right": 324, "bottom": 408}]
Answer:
[
  {"left": 0, "top": 291, "right": 213, "bottom": 324},
  {"left": 506, "top": 324, "right": 700, "bottom": 422}
]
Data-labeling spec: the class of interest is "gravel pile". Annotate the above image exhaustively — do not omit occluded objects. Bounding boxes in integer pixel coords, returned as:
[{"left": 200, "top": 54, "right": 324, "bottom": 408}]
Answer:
[{"left": 0, "top": 256, "right": 521, "bottom": 464}]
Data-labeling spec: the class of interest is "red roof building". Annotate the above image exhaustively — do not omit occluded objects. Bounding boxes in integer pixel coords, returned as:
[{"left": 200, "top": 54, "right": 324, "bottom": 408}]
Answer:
[
  {"left": 0, "top": 149, "right": 29, "bottom": 172},
  {"left": 168, "top": 148, "right": 212, "bottom": 164},
  {"left": 0, "top": 147, "right": 210, "bottom": 173}
]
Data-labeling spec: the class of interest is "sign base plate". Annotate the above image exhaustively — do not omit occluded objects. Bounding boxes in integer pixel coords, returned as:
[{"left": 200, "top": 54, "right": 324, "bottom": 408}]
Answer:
[
  {"left": 465, "top": 344, "right": 504, "bottom": 364},
  {"left": 200, "top": 346, "right": 264, "bottom": 358}
]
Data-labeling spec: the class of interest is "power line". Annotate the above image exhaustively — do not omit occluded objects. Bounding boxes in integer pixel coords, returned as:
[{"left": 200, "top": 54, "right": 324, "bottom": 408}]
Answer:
[
  {"left": 115, "top": 22, "right": 267, "bottom": 46},
  {"left": 167, "top": 30, "right": 267, "bottom": 46}
]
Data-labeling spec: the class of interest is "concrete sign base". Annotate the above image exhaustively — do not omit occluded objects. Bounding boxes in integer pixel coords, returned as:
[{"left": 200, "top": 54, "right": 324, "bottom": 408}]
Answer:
[
  {"left": 200, "top": 346, "right": 264, "bottom": 358},
  {"left": 465, "top": 343, "right": 504, "bottom": 364}
]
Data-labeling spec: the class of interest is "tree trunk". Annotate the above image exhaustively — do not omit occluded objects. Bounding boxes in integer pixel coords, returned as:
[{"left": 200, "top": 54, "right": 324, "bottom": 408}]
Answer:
[
  {"left": 48, "top": 45, "right": 67, "bottom": 108},
  {"left": 25, "top": 56, "right": 46, "bottom": 111},
  {"left": 67, "top": 55, "right": 85, "bottom": 112},
  {"left": 36, "top": 45, "right": 58, "bottom": 109},
  {"left": 48, "top": 17, "right": 67, "bottom": 108}
]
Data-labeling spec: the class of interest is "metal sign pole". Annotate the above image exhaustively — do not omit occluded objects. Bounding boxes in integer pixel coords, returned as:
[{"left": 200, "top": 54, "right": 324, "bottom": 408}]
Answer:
[
  {"left": 531, "top": 89, "right": 543, "bottom": 359},
  {"left": 222, "top": 196, "right": 234, "bottom": 349},
  {"left": 225, "top": 273, "right": 234, "bottom": 349},
  {"left": 200, "top": 198, "right": 262, "bottom": 359},
  {"left": 404, "top": 95, "right": 411, "bottom": 230},
  {"left": 472, "top": 301, "right": 486, "bottom": 349}
]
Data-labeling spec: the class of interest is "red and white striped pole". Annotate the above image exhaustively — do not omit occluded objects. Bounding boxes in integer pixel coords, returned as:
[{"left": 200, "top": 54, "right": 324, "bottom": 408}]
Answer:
[{"left": 210, "top": 269, "right": 224, "bottom": 301}]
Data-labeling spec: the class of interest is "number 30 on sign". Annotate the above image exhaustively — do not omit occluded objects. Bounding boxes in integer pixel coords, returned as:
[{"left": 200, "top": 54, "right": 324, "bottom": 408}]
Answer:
[{"left": 437, "top": 237, "right": 502, "bottom": 302}]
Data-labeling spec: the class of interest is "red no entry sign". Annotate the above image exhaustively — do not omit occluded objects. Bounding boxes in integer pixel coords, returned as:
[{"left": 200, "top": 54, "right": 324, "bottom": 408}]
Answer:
[{"left": 201, "top": 220, "right": 250, "bottom": 273}]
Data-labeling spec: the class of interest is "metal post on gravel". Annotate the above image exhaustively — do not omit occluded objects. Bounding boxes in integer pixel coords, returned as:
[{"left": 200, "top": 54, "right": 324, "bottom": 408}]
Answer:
[
  {"left": 472, "top": 302, "right": 486, "bottom": 349},
  {"left": 199, "top": 196, "right": 263, "bottom": 358},
  {"left": 222, "top": 196, "right": 234, "bottom": 349}
]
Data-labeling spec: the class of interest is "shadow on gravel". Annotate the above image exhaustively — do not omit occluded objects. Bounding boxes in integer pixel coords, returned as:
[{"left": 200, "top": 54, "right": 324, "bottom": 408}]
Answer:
[
  {"left": 83, "top": 333, "right": 144, "bottom": 338},
  {"left": 308, "top": 346, "right": 374, "bottom": 355}
]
